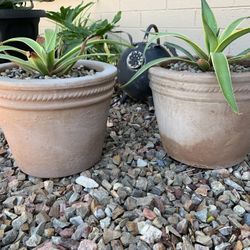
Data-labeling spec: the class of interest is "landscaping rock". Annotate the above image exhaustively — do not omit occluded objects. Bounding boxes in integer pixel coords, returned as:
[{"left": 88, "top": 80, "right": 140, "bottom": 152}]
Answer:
[
  {"left": 75, "top": 176, "right": 99, "bottom": 189},
  {"left": 0, "top": 91, "right": 249, "bottom": 249},
  {"left": 138, "top": 221, "right": 162, "bottom": 244}
]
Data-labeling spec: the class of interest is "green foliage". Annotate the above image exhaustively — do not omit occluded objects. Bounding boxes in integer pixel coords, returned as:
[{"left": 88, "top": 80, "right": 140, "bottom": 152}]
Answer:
[
  {"left": 0, "top": 29, "right": 120, "bottom": 76},
  {"left": 0, "top": 0, "right": 54, "bottom": 9},
  {"left": 46, "top": 2, "right": 123, "bottom": 65},
  {"left": 126, "top": 0, "right": 250, "bottom": 113}
]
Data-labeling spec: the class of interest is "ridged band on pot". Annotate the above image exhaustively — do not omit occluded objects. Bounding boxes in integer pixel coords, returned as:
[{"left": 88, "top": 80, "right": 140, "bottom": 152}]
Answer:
[
  {"left": 0, "top": 61, "right": 115, "bottom": 110},
  {"left": 149, "top": 66, "right": 250, "bottom": 169},
  {"left": 0, "top": 60, "right": 117, "bottom": 178}
]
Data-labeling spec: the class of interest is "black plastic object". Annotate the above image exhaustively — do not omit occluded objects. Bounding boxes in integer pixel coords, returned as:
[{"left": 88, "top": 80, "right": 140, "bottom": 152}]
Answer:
[
  {"left": 117, "top": 24, "right": 171, "bottom": 101},
  {"left": 0, "top": 9, "right": 46, "bottom": 62}
]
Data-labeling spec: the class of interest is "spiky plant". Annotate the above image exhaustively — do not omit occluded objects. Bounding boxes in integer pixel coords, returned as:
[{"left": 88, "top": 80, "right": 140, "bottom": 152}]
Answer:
[
  {"left": 124, "top": 0, "right": 250, "bottom": 113},
  {"left": 0, "top": 29, "right": 125, "bottom": 76}
]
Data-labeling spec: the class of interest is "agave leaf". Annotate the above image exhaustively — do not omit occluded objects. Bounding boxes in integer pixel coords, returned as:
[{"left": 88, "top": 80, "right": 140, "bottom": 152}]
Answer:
[
  {"left": 44, "top": 29, "right": 57, "bottom": 53},
  {"left": 219, "top": 16, "right": 250, "bottom": 42},
  {"left": 202, "top": 18, "right": 218, "bottom": 53},
  {"left": 103, "top": 43, "right": 110, "bottom": 55},
  {"left": 164, "top": 42, "right": 196, "bottom": 61},
  {"left": 46, "top": 51, "right": 56, "bottom": 72},
  {"left": 54, "top": 44, "right": 81, "bottom": 67},
  {"left": 121, "top": 57, "right": 198, "bottom": 88},
  {"left": 211, "top": 52, "right": 238, "bottom": 113},
  {"left": 0, "top": 53, "right": 37, "bottom": 72},
  {"left": 0, "top": 45, "right": 27, "bottom": 56},
  {"left": 2, "top": 37, "right": 47, "bottom": 64},
  {"left": 216, "top": 27, "right": 250, "bottom": 52},
  {"left": 145, "top": 32, "right": 208, "bottom": 60},
  {"left": 57, "top": 35, "right": 127, "bottom": 64},
  {"left": 201, "top": 0, "right": 219, "bottom": 53},
  {"left": 27, "top": 52, "right": 50, "bottom": 75},
  {"left": 53, "top": 53, "right": 114, "bottom": 75},
  {"left": 236, "top": 47, "right": 250, "bottom": 56},
  {"left": 201, "top": 0, "right": 218, "bottom": 36},
  {"left": 228, "top": 53, "right": 250, "bottom": 64},
  {"left": 44, "top": 29, "right": 57, "bottom": 71}
]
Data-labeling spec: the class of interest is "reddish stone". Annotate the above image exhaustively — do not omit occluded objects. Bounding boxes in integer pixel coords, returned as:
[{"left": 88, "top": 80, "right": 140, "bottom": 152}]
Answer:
[
  {"left": 152, "top": 198, "right": 165, "bottom": 213},
  {"left": 143, "top": 207, "right": 156, "bottom": 220},
  {"left": 59, "top": 228, "right": 74, "bottom": 238}
]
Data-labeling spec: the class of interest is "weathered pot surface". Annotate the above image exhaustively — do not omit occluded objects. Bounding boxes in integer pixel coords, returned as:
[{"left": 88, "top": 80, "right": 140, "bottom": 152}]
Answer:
[
  {"left": 0, "top": 60, "right": 116, "bottom": 178},
  {"left": 149, "top": 66, "right": 250, "bottom": 169}
]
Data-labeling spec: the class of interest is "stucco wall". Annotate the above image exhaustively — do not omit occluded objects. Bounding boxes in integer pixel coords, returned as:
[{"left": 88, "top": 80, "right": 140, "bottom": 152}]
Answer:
[{"left": 38, "top": 0, "right": 250, "bottom": 55}]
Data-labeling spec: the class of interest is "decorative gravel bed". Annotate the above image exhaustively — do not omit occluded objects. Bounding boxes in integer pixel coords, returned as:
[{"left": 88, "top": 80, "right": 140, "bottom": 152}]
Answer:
[
  {"left": 0, "top": 90, "right": 249, "bottom": 250},
  {"left": 0, "top": 65, "right": 96, "bottom": 80}
]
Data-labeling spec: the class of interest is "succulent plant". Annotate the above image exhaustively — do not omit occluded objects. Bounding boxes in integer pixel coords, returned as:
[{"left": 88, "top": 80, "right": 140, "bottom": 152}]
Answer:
[
  {"left": 0, "top": 29, "right": 124, "bottom": 76},
  {"left": 124, "top": 0, "right": 250, "bottom": 113}
]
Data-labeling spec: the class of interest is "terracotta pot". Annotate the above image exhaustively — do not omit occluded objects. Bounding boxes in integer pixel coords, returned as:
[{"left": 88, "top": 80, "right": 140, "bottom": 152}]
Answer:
[
  {"left": 0, "top": 60, "right": 116, "bottom": 178},
  {"left": 149, "top": 66, "right": 250, "bottom": 169}
]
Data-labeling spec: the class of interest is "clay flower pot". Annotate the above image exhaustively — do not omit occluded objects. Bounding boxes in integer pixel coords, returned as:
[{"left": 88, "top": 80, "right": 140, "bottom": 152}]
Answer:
[
  {"left": 149, "top": 66, "right": 250, "bottom": 169},
  {"left": 0, "top": 60, "right": 116, "bottom": 178}
]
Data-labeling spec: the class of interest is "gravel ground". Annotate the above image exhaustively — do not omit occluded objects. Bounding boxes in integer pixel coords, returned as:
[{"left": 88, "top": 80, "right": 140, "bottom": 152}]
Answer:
[{"left": 0, "top": 90, "right": 249, "bottom": 250}]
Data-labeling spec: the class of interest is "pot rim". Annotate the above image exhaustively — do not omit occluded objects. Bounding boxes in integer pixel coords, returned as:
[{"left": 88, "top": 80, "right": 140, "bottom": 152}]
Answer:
[
  {"left": 149, "top": 65, "right": 250, "bottom": 83},
  {"left": 0, "top": 9, "right": 46, "bottom": 19},
  {"left": 0, "top": 60, "right": 117, "bottom": 90}
]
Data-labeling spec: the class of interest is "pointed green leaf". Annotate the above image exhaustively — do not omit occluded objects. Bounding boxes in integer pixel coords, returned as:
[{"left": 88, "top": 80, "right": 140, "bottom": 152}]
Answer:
[
  {"left": 211, "top": 52, "right": 238, "bottom": 113},
  {"left": 53, "top": 53, "right": 114, "bottom": 75},
  {"left": 55, "top": 39, "right": 131, "bottom": 68},
  {"left": 121, "top": 57, "right": 197, "bottom": 88},
  {"left": 145, "top": 32, "right": 208, "bottom": 60},
  {"left": 235, "top": 47, "right": 250, "bottom": 56},
  {"left": 219, "top": 16, "right": 250, "bottom": 42},
  {"left": 164, "top": 42, "right": 196, "bottom": 61},
  {"left": 201, "top": 0, "right": 219, "bottom": 53},
  {"left": 216, "top": 28, "right": 250, "bottom": 52},
  {"left": 2, "top": 37, "right": 47, "bottom": 63},
  {"left": 228, "top": 53, "right": 250, "bottom": 64},
  {"left": 27, "top": 52, "right": 50, "bottom": 75},
  {"left": 0, "top": 54, "right": 37, "bottom": 72},
  {"left": 202, "top": 18, "right": 218, "bottom": 53},
  {"left": 201, "top": 0, "right": 218, "bottom": 36},
  {"left": 0, "top": 45, "right": 27, "bottom": 56},
  {"left": 44, "top": 29, "right": 57, "bottom": 53},
  {"left": 44, "top": 29, "right": 57, "bottom": 71},
  {"left": 55, "top": 44, "right": 81, "bottom": 67}
]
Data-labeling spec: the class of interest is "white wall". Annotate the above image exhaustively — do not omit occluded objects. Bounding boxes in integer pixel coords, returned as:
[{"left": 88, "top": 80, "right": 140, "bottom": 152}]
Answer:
[{"left": 37, "top": 0, "right": 250, "bottom": 55}]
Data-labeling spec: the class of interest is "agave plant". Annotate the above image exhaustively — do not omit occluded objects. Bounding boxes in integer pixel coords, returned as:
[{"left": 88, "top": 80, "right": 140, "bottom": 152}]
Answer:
[
  {"left": 124, "top": 0, "right": 250, "bottom": 113},
  {"left": 0, "top": 29, "right": 126, "bottom": 76},
  {"left": 0, "top": 0, "right": 54, "bottom": 9}
]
